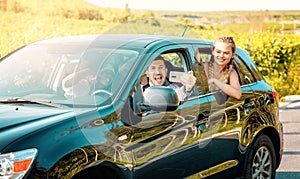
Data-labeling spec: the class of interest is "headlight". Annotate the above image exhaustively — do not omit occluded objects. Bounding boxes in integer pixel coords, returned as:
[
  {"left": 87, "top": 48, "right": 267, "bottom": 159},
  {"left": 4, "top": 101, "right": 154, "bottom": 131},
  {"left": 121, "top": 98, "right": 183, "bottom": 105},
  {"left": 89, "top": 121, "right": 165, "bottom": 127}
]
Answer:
[{"left": 0, "top": 148, "right": 38, "bottom": 179}]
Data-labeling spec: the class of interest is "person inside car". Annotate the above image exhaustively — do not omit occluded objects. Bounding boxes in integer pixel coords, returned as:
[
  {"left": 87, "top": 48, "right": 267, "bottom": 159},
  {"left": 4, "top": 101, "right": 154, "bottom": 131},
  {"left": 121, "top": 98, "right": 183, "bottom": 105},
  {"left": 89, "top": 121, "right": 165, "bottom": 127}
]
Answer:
[
  {"left": 143, "top": 55, "right": 196, "bottom": 101},
  {"left": 95, "top": 63, "right": 116, "bottom": 90},
  {"left": 62, "top": 61, "right": 118, "bottom": 98},
  {"left": 62, "top": 60, "right": 97, "bottom": 98},
  {"left": 195, "top": 36, "right": 241, "bottom": 99},
  {"left": 62, "top": 52, "right": 122, "bottom": 99}
]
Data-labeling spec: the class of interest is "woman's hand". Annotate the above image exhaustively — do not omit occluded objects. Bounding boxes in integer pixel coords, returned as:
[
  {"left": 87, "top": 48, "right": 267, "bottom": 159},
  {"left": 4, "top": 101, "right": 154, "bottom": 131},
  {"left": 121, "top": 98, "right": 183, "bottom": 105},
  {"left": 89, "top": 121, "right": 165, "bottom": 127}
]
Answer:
[
  {"left": 195, "top": 49, "right": 203, "bottom": 65},
  {"left": 208, "top": 70, "right": 242, "bottom": 99}
]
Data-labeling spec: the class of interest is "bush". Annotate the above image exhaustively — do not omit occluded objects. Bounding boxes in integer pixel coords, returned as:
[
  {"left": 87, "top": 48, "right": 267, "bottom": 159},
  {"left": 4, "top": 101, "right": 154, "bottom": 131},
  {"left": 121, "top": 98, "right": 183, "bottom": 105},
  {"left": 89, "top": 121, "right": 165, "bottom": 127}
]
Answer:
[{"left": 241, "top": 34, "right": 300, "bottom": 98}]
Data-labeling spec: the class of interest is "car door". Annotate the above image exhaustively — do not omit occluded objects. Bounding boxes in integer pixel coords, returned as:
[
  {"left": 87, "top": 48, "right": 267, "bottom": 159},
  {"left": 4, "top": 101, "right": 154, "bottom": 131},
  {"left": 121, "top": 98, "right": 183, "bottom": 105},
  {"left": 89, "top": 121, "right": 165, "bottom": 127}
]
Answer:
[
  {"left": 192, "top": 45, "right": 260, "bottom": 176},
  {"left": 124, "top": 46, "right": 214, "bottom": 179}
]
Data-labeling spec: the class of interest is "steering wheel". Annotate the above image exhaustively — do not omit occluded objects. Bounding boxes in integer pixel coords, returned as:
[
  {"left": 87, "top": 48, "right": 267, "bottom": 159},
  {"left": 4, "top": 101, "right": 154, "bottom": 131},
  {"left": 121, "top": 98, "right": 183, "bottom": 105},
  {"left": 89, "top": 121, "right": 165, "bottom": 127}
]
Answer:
[{"left": 91, "top": 89, "right": 112, "bottom": 97}]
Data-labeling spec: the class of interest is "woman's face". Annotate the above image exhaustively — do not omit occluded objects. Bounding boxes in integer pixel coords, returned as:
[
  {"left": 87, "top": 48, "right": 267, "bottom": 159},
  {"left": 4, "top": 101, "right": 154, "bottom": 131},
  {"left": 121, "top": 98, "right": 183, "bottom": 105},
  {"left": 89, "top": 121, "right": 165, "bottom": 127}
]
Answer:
[{"left": 212, "top": 42, "right": 235, "bottom": 67}]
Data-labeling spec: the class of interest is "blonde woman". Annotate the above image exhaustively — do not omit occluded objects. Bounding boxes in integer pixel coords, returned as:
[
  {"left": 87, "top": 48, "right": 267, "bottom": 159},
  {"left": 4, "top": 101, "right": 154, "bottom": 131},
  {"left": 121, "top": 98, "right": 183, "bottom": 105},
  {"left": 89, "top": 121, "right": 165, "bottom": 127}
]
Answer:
[{"left": 195, "top": 36, "right": 241, "bottom": 99}]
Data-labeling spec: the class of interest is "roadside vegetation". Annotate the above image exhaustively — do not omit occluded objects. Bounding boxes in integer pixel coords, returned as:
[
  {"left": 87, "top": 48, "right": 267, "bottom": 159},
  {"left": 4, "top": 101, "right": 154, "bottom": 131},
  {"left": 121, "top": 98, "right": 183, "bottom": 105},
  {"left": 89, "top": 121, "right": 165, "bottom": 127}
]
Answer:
[{"left": 1, "top": 0, "right": 300, "bottom": 99}]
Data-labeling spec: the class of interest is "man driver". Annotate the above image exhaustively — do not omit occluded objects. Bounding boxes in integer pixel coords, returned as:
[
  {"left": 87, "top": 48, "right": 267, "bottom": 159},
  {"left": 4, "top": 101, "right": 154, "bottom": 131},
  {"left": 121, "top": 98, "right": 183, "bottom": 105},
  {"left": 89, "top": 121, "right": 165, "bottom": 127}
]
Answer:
[{"left": 143, "top": 55, "right": 196, "bottom": 101}]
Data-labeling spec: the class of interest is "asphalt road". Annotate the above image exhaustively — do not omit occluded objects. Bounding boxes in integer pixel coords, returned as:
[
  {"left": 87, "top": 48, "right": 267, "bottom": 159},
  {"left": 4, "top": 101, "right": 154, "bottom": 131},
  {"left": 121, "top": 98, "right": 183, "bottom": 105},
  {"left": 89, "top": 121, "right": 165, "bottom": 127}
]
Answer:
[{"left": 275, "top": 100, "right": 300, "bottom": 179}]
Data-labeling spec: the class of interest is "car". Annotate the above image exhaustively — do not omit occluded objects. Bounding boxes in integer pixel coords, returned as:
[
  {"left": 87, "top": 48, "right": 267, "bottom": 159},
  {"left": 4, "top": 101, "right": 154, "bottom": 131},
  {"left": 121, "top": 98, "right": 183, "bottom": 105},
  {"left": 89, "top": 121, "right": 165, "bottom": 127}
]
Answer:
[{"left": 0, "top": 34, "right": 283, "bottom": 179}]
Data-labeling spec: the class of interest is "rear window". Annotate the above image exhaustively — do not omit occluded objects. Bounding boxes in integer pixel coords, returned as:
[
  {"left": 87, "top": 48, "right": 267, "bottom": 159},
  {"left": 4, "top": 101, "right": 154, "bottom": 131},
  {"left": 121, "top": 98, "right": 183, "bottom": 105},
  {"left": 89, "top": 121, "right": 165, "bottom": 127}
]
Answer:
[{"left": 234, "top": 56, "right": 256, "bottom": 85}]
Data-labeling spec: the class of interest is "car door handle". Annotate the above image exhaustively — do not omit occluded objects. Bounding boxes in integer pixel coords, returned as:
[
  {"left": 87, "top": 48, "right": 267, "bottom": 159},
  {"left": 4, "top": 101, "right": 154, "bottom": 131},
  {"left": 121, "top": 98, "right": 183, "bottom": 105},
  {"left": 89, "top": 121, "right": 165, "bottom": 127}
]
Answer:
[
  {"left": 194, "top": 113, "right": 209, "bottom": 131},
  {"left": 243, "top": 98, "right": 256, "bottom": 107},
  {"left": 243, "top": 99, "right": 255, "bottom": 113},
  {"left": 194, "top": 118, "right": 208, "bottom": 126},
  {"left": 243, "top": 101, "right": 255, "bottom": 108}
]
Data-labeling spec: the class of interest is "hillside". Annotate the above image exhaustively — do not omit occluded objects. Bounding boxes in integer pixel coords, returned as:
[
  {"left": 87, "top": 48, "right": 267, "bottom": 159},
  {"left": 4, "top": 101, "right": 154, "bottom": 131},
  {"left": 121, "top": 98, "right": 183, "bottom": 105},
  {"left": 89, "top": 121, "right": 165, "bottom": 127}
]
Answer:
[{"left": 1, "top": 0, "right": 300, "bottom": 25}]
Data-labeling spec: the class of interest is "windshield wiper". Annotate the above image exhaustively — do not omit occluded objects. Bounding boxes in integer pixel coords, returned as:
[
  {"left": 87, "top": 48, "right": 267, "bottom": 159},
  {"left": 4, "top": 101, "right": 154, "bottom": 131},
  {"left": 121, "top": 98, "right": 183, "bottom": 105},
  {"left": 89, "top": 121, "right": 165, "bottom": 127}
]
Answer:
[{"left": 0, "top": 98, "right": 64, "bottom": 108}]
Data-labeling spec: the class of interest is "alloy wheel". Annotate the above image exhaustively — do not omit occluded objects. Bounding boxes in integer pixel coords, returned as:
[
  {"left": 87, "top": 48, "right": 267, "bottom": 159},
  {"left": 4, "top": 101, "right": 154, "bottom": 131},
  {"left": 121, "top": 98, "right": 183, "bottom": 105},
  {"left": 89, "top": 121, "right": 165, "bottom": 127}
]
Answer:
[{"left": 252, "top": 146, "right": 272, "bottom": 179}]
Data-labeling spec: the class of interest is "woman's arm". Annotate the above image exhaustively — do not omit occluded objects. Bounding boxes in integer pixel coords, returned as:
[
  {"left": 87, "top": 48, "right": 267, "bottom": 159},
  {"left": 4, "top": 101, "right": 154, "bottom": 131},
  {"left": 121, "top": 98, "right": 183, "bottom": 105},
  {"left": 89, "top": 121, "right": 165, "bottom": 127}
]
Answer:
[{"left": 209, "top": 69, "right": 242, "bottom": 99}]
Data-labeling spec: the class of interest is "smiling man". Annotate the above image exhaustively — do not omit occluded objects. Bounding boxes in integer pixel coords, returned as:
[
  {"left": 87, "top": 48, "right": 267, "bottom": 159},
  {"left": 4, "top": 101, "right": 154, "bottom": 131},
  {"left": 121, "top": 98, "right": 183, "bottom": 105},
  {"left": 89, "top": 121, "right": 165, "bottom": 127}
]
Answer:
[{"left": 144, "top": 55, "right": 196, "bottom": 101}]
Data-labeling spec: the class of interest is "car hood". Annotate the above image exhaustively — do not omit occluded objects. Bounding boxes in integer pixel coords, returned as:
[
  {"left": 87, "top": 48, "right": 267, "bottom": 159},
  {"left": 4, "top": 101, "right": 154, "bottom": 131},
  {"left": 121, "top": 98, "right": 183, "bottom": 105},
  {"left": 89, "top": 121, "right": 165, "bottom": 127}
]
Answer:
[
  {"left": 0, "top": 104, "right": 98, "bottom": 151},
  {"left": 0, "top": 104, "right": 74, "bottom": 130}
]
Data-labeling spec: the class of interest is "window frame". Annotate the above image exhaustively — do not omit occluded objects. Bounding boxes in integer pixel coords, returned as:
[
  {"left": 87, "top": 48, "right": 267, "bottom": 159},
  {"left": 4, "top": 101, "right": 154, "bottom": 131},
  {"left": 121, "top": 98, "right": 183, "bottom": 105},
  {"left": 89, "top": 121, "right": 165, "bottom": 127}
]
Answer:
[{"left": 233, "top": 55, "right": 257, "bottom": 86}]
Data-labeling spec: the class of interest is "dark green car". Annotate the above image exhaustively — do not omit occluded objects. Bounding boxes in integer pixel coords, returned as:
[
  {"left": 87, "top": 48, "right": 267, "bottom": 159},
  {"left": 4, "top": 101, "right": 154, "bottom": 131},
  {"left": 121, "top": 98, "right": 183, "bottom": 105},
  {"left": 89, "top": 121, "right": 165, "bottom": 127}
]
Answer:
[{"left": 0, "top": 34, "right": 283, "bottom": 179}]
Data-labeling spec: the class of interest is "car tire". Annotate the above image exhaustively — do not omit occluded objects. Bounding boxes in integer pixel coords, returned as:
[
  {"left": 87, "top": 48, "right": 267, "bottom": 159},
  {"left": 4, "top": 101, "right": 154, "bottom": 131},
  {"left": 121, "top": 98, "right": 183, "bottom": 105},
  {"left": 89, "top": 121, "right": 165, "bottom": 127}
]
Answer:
[{"left": 244, "top": 134, "right": 276, "bottom": 179}]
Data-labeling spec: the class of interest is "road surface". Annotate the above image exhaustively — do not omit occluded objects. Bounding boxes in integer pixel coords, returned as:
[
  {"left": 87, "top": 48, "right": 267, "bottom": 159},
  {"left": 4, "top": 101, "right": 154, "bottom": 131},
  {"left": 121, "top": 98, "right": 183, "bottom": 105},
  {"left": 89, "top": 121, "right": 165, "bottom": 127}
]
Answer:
[{"left": 276, "top": 99, "right": 300, "bottom": 178}]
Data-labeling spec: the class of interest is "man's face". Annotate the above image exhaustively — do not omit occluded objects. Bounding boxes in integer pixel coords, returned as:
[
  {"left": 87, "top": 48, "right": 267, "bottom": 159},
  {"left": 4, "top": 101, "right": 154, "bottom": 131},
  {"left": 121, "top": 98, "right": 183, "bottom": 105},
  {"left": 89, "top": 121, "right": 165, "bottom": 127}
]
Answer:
[{"left": 146, "top": 59, "right": 168, "bottom": 86}]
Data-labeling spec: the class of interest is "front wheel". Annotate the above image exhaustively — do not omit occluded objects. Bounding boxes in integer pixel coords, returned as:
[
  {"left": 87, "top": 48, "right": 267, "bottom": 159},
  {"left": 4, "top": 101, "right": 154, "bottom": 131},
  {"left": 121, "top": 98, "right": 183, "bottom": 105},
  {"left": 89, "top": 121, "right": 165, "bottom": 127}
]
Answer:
[{"left": 244, "top": 134, "right": 276, "bottom": 179}]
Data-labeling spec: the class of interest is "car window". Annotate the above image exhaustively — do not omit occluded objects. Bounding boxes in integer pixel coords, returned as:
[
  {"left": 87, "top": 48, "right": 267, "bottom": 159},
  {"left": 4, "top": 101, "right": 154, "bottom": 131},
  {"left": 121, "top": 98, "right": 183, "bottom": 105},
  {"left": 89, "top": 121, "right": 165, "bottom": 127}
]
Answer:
[
  {"left": 233, "top": 56, "right": 256, "bottom": 85},
  {"left": 191, "top": 45, "right": 256, "bottom": 93},
  {"left": 139, "top": 51, "right": 187, "bottom": 86},
  {"left": 191, "top": 46, "right": 211, "bottom": 95},
  {"left": 0, "top": 44, "right": 139, "bottom": 106},
  {"left": 136, "top": 49, "right": 198, "bottom": 103},
  {"left": 161, "top": 52, "right": 186, "bottom": 72}
]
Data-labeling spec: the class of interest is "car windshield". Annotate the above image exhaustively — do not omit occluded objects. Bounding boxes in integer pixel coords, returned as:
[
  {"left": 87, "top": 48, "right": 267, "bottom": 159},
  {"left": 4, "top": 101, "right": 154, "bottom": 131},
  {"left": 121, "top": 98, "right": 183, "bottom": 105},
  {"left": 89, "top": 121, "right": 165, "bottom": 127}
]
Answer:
[{"left": 0, "top": 38, "right": 139, "bottom": 106}]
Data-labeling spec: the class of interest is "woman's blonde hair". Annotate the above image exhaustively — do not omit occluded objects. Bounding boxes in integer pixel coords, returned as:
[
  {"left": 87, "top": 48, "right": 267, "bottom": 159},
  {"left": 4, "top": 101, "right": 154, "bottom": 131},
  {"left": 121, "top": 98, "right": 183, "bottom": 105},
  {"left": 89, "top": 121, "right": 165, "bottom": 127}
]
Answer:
[{"left": 213, "top": 36, "right": 236, "bottom": 54}]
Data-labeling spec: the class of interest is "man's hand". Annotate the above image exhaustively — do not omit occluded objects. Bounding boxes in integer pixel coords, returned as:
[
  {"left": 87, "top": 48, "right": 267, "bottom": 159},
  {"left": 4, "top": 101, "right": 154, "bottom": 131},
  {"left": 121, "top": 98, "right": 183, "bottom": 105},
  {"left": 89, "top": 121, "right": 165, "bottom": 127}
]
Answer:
[{"left": 180, "top": 71, "right": 196, "bottom": 92}]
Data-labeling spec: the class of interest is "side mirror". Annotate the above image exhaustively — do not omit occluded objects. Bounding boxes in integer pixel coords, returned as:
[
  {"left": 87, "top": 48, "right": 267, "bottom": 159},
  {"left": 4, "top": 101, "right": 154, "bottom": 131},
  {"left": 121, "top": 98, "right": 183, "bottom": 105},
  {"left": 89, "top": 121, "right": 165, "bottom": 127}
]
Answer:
[{"left": 143, "top": 86, "right": 179, "bottom": 111}]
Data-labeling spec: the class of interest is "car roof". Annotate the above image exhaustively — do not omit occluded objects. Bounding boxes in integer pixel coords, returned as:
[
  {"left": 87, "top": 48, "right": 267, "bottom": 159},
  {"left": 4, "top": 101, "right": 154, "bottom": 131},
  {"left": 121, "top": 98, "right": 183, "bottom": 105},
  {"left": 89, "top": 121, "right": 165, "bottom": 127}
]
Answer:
[{"left": 32, "top": 34, "right": 212, "bottom": 49}]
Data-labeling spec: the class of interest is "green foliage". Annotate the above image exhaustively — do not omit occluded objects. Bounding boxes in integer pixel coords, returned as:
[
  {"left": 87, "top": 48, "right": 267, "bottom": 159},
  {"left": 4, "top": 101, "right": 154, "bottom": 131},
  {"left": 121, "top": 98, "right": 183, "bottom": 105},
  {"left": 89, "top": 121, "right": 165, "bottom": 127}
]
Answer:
[{"left": 240, "top": 34, "right": 300, "bottom": 98}]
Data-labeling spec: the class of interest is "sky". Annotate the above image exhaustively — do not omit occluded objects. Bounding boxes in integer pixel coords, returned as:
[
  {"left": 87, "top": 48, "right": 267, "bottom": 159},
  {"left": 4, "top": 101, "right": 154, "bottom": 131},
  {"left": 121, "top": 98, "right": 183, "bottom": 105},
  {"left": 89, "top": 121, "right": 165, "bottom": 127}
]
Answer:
[{"left": 85, "top": 0, "right": 299, "bottom": 12}]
